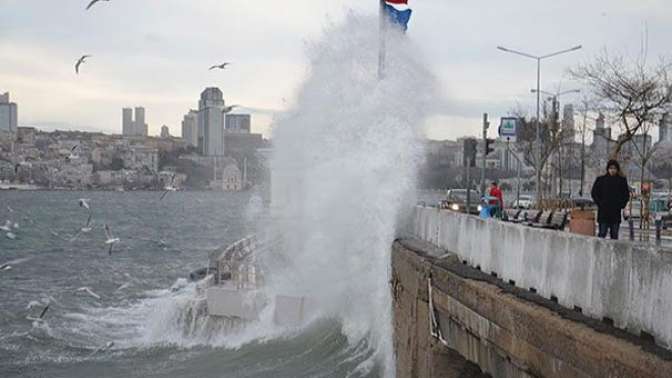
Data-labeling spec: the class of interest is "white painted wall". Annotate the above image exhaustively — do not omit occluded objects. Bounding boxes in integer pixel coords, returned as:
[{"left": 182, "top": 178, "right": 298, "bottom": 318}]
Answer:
[{"left": 411, "top": 206, "right": 672, "bottom": 350}]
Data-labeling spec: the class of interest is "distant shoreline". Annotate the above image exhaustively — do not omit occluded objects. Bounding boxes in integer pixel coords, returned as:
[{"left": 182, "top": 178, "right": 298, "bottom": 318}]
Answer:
[{"left": 0, "top": 185, "right": 249, "bottom": 193}]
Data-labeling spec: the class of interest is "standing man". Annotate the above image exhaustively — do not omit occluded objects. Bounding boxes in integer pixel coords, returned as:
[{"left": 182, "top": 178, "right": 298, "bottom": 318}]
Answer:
[
  {"left": 489, "top": 181, "right": 504, "bottom": 218},
  {"left": 591, "top": 160, "right": 630, "bottom": 239}
]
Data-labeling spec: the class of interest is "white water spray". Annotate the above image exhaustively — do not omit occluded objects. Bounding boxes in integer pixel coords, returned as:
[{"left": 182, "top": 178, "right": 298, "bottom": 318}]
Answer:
[{"left": 266, "top": 13, "right": 437, "bottom": 376}]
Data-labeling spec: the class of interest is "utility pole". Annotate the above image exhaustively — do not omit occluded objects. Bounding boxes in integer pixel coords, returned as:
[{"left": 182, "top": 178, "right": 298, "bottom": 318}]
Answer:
[
  {"left": 466, "top": 159, "right": 472, "bottom": 211},
  {"left": 579, "top": 103, "right": 588, "bottom": 197},
  {"left": 463, "top": 138, "right": 477, "bottom": 213},
  {"left": 553, "top": 97, "right": 562, "bottom": 197},
  {"left": 497, "top": 44, "right": 582, "bottom": 207},
  {"left": 480, "top": 113, "right": 489, "bottom": 195}
]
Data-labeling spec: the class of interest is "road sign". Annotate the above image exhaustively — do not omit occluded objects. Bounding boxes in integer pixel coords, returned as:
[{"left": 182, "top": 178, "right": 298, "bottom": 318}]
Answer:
[{"left": 499, "top": 117, "right": 518, "bottom": 141}]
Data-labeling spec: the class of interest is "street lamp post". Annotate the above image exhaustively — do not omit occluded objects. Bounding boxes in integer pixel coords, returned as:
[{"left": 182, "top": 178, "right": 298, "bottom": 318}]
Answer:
[{"left": 497, "top": 45, "right": 582, "bottom": 207}]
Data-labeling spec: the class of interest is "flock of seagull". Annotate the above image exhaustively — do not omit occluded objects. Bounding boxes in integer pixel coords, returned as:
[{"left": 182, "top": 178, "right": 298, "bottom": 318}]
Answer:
[
  {"left": 75, "top": 1, "right": 230, "bottom": 75},
  {"left": 2, "top": 198, "right": 120, "bottom": 256},
  {"left": 1, "top": 0, "right": 228, "bottom": 354},
  {"left": 1, "top": 197, "right": 131, "bottom": 352}
]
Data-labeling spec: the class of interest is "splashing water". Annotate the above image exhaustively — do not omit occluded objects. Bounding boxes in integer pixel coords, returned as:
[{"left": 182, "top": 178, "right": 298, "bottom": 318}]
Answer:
[
  {"left": 0, "top": 14, "right": 438, "bottom": 378},
  {"left": 265, "top": 13, "right": 437, "bottom": 376}
]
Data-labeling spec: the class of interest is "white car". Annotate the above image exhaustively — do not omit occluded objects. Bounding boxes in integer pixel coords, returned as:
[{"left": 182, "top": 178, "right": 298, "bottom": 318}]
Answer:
[{"left": 511, "top": 195, "right": 533, "bottom": 209}]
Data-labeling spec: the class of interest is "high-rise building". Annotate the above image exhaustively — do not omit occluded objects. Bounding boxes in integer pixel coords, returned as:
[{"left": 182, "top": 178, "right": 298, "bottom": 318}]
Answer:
[
  {"left": 198, "top": 87, "right": 226, "bottom": 156},
  {"left": 0, "top": 92, "right": 18, "bottom": 133},
  {"left": 134, "top": 107, "right": 147, "bottom": 136},
  {"left": 122, "top": 108, "right": 134, "bottom": 135},
  {"left": 562, "top": 104, "right": 575, "bottom": 140},
  {"left": 181, "top": 110, "right": 198, "bottom": 147},
  {"left": 225, "top": 114, "right": 251, "bottom": 134},
  {"left": 160, "top": 125, "right": 170, "bottom": 138},
  {"left": 592, "top": 113, "right": 611, "bottom": 161},
  {"left": 121, "top": 107, "right": 148, "bottom": 136},
  {"left": 660, "top": 113, "right": 671, "bottom": 143}
]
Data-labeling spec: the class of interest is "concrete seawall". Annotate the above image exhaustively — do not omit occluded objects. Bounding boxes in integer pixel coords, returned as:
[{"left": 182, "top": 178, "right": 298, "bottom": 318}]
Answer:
[
  {"left": 410, "top": 206, "right": 672, "bottom": 351},
  {"left": 391, "top": 239, "right": 672, "bottom": 377}
]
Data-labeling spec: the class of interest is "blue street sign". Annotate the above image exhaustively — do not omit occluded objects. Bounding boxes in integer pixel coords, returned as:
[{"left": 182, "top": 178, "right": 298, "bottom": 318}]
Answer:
[{"left": 499, "top": 117, "right": 518, "bottom": 140}]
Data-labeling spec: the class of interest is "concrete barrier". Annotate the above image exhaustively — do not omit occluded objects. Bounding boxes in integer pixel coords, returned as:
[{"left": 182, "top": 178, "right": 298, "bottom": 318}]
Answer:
[{"left": 410, "top": 206, "right": 672, "bottom": 350}]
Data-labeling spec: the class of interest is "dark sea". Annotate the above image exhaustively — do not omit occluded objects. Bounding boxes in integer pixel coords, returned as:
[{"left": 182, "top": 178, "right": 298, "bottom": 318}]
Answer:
[{"left": 0, "top": 191, "right": 377, "bottom": 378}]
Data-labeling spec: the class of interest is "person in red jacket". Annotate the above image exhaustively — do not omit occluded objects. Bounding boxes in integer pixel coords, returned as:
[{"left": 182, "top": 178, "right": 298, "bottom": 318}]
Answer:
[{"left": 489, "top": 181, "right": 504, "bottom": 218}]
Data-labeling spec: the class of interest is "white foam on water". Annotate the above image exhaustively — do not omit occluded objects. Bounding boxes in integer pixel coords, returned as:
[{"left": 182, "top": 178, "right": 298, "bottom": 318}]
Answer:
[{"left": 263, "top": 13, "right": 436, "bottom": 377}]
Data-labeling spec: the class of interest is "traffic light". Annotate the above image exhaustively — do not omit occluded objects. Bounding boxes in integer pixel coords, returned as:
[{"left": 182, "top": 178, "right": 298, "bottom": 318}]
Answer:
[
  {"left": 463, "top": 138, "right": 477, "bottom": 167},
  {"left": 485, "top": 138, "right": 496, "bottom": 156}
]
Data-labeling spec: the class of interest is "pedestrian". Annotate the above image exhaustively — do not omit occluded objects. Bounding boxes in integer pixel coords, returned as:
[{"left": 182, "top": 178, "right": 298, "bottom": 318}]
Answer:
[
  {"left": 489, "top": 181, "right": 503, "bottom": 218},
  {"left": 591, "top": 160, "right": 630, "bottom": 240}
]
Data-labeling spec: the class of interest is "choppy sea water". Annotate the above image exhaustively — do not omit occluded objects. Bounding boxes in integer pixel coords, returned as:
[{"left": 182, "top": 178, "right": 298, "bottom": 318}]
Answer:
[{"left": 0, "top": 191, "right": 378, "bottom": 378}]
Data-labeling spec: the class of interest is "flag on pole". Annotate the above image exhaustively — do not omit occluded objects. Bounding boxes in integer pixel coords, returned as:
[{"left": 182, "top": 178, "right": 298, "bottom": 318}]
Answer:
[{"left": 383, "top": 0, "right": 412, "bottom": 31}]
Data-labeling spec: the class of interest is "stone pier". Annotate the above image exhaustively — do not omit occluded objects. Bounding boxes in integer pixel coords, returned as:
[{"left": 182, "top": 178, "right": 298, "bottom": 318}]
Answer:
[{"left": 392, "top": 206, "right": 672, "bottom": 377}]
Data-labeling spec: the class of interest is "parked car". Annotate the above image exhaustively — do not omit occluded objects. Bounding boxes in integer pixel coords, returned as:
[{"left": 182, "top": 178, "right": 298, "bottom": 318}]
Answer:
[
  {"left": 440, "top": 189, "right": 481, "bottom": 214},
  {"left": 511, "top": 195, "right": 534, "bottom": 209}
]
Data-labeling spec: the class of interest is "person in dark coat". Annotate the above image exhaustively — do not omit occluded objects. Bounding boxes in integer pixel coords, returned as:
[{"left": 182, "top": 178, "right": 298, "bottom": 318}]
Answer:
[{"left": 591, "top": 160, "right": 631, "bottom": 239}]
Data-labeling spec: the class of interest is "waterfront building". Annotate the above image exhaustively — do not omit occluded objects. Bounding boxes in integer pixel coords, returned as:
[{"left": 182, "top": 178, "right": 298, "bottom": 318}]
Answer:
[{"left": 221, "top": 163, "right": 242, "bottom": 191}]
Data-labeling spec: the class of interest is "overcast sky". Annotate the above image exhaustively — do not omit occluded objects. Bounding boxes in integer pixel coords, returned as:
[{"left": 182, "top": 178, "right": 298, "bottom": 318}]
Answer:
[{"left": 1, "top": 0, "right": 670, "bottom": 140}]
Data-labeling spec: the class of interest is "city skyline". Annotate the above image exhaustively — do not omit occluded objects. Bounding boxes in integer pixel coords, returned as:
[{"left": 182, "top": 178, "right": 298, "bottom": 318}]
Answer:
[{"left": 1, "top": 1, "right": 671, "bottom": 139}]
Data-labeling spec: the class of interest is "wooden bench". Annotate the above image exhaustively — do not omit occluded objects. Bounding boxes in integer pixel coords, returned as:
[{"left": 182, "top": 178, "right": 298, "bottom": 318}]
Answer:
[
  {"left": 543, "top": 210, "right": 569, "bottom": 230},
  {"left": 528, "top": 210, "right": 553, "bottom": 228},
  {"left": 504, "top": 209, "right": 521, "bottom": 222}
]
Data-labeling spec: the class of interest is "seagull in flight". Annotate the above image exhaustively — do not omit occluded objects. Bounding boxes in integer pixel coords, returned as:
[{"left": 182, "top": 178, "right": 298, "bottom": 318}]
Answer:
[
  {"left": 89, "top": 341, "right": 115, "bottom": 357},
  {"left": 67, "top": 145, "right": 80, "bottom": 161},
  {"left": 79, "top": 198, "right": 91, "bottom": 210},
  {"left": 2, "top": 257, "right": 31, "bottom": 272},
  {"left": 75, "top": 287, "right": 101, "bottom": 300},
  {"left": 223, "top": 105, "right": 239, "bottom": 113},
  {"left": 104, "top": 224, "right": 120, "bottom": 255},
  {"left": 86, "top": 0, "right": 110, "bottom": 10},
  {"left": 71, "top": 213, "right": 95, "bottom": 241},
  {"left": 0, "top": 220, "right": 11, "bottom": 232},
  {"left": 75, "top": 55, "right": 92, "bottom": 74},
  {"left": 160, "top": 174, "right": 177, "bottom": 201},
  {"left": 209, "top": 62, "right": 230, "bottom": 70},
  {"left": 26, "top": 303, "right": 50, "bottom": 321}
]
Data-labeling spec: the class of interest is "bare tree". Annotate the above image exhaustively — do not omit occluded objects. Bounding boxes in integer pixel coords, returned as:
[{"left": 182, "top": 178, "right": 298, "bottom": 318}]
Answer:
[
  {"left": 509, "top": 105, "right": 565, "bottom": 199},
  {"left": 574, "top": 98, "right": 601, "bottom": 196},
  {"left": 570, "top": 50, "right": 672, "bottom": 159}
]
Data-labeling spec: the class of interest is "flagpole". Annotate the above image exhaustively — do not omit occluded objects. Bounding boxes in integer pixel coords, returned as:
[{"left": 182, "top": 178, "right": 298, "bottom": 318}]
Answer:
[{"left": 378, "top": 0, "right": 386, "bottom": 80}]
